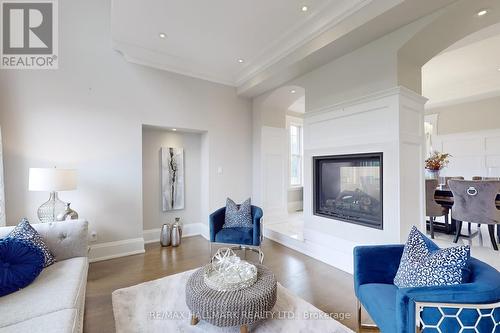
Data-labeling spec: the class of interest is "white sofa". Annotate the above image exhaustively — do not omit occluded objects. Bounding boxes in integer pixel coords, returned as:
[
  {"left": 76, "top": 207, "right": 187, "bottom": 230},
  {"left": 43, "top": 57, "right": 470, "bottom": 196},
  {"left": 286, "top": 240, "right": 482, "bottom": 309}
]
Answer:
[{"left": 0, "top": 220, "right": 89, "bottom": 333}]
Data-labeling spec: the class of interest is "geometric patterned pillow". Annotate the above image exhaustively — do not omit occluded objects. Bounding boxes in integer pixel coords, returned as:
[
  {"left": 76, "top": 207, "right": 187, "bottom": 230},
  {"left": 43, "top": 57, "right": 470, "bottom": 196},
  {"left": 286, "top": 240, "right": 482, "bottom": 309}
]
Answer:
[
  {"left": 394, "top": 226, "right": 470, "bottom": 288},
  {"left": 222, "top": 198, "right": 252, "bottom": 228},
  {"left": 7, "top": 218, "right": 55, "bottom": 267}
]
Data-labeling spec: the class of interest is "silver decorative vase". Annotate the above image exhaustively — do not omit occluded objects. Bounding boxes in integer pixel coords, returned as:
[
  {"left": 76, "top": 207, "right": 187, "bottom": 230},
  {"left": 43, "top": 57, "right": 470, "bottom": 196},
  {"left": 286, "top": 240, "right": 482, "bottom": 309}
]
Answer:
[
  {"left": 171, "top": 224, "right": 181, "bottom": 247},
  {"left": 56, "top": 202, "right": 79, "bottom": 221},
  {"left": 38, "top": 192, "right": 67, "bottom": 222},
  {"left": 160, "top": 224, "right": 171, "bottom": 247}
]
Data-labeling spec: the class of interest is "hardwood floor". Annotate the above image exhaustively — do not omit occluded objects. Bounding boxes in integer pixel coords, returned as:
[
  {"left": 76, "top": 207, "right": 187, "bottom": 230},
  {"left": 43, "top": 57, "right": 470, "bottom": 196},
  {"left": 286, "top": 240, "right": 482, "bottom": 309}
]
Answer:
[{"left": 85, "top": 236, "right": 370, "bottom": 332}]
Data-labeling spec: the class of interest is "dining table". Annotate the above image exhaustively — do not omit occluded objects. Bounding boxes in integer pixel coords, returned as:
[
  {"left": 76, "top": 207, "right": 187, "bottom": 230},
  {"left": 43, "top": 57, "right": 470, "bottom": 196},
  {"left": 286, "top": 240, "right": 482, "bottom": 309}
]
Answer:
[{"left": 432, "top": 186, "right": 500, "bottom": 240}]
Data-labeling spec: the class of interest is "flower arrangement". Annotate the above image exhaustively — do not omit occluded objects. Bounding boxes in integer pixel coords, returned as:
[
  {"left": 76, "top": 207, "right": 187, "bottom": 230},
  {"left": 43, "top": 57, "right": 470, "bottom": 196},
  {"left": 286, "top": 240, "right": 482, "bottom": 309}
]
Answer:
[{"left": 425, "top": 151, "right": 451, "bottom": 171}]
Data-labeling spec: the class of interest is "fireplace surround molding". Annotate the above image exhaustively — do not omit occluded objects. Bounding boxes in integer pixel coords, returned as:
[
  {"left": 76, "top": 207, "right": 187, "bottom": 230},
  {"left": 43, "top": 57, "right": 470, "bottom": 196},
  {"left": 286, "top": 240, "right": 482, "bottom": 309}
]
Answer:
[{"left": 301, "top": 86, "right": 427, "bottom": 273}]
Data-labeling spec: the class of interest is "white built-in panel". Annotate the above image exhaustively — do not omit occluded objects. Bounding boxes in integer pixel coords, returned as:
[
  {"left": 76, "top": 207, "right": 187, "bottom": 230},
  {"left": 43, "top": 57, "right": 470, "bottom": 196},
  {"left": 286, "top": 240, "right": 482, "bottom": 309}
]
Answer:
[
  {"left": 486, "top": 155, "right": 500, "bottom": 168},
  {"left": 485, "top": 137, "right": 500, "bottom": 154},
  {"left": 261, "top": 127, "right": 288, "bottom": 221},
  {"left": 434, "top": 129, "right": 500, "bottom": 179}
]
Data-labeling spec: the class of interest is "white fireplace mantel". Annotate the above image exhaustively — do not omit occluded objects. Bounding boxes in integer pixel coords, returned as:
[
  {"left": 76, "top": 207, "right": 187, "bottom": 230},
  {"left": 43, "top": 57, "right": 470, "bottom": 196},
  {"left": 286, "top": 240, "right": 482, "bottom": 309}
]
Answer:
[{"left": 302, "top": 86, "right": 427, "bottom": 273}]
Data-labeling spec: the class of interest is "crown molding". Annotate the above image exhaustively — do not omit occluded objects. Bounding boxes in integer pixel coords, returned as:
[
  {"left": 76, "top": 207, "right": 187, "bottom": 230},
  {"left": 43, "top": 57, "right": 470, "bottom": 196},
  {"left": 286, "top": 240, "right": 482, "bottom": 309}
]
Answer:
[
  {"left": 425, "top": 90, "right": 500, "bottom": 110},
  {"left": 113, "top": 40, "right": 235, "bottom": 87},
  {"left": 304, "top": 86, "right": 427, "bottom": 117},
  {"left": 234, "top": 0, "right": 372, "bottom": 86}
]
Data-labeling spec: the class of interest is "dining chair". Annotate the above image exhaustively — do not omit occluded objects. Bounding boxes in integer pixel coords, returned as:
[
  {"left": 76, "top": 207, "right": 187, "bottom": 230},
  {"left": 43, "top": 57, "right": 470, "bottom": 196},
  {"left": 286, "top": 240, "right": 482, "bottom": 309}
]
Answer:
[
  {"left": 445, "top": 176, "right": 464, "bottom": 181},
  {"left": 448, "top": 180, "right": 500, "bottom": 251},
  {"left": 425, "top": 179, "right": 449, "bottom": 239}
]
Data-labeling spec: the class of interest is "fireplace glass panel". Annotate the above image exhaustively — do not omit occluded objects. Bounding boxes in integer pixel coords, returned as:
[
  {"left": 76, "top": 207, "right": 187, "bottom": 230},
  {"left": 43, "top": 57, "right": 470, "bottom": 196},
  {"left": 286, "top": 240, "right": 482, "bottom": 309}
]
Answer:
[{"left": 314, "top": 153, "right": 383, "bottom": 229}]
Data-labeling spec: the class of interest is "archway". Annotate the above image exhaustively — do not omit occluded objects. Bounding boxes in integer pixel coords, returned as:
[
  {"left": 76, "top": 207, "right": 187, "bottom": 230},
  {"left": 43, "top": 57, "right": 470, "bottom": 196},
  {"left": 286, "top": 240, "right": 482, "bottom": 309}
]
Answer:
[
  {"left": 397, "top": 0, "right": 500, "bottom": 93},
  {"left": 397, "top": 0, "right": 500, "bottom": 252}
]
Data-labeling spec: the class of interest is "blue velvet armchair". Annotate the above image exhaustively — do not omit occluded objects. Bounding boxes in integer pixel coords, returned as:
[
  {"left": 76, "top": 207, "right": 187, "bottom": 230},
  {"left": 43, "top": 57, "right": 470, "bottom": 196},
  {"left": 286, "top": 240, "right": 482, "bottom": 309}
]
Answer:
[
  {"left": 354, "top": 245, "right": 500, "bottom": 333},
  {"left": 209, "top": 205, "right": 263, "bottom": 247}
]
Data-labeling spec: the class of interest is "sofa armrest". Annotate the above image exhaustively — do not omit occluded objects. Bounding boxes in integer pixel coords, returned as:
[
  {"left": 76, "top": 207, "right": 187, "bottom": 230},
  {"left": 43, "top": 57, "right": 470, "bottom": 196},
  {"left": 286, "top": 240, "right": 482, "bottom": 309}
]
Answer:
[
  {"left": 32, "top": 220, "right": 89, "bottom": 261},
  {"left": 209, "top": 208, "right": 225, "bottom": 242},
  {"left": 353, "top": 244, "right": 404, "bottom": 295},
  {"left": 251, "top": 206, "right": 263, "bottom": 246}
]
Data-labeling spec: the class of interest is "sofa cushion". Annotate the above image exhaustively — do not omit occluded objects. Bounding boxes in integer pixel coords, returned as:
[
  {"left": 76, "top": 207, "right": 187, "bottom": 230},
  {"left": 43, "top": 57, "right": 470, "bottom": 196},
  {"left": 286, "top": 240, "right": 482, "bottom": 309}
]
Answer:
[
  {"left": 0, "top": 309, "right": 78, "bottom": 333},
  {"left": 394, "top": 226, "right": 470, "bottom": 288},
  {"left": 215, "top": 227, "right": 253, "bottom": 245},
  {"left": 0, "top": 256, "right": 88, "bottom": 328},
  {"left": 7, "top": 218, "right": 55, "bottom": 267},
  {"left": 0, "top": 238, "right": 44, "bottom": 297},
  {"left": 358, "top": 283, "right": 398, "bottom": 333}
]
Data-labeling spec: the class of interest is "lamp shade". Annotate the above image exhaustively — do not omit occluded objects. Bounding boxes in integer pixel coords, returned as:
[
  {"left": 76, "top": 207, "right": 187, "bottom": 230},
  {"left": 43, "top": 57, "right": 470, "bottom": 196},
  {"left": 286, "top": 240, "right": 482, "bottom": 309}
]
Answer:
[{"left": 29, "top": 168, "right": 77, "bottom": 192}]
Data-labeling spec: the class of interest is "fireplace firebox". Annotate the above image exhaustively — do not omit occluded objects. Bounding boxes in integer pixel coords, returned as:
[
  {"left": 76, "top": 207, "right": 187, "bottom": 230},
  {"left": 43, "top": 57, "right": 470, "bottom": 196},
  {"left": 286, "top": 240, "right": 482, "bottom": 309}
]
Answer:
[{"left": 313, "top": 153, "right": 383, "bottom": 229}]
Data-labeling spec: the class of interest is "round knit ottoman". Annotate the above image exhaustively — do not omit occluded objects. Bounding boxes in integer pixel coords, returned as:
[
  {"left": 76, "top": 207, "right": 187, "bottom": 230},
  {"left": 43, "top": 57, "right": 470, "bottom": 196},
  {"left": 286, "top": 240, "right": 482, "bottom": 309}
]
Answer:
[{"left": 185, "top": 264, "right": 277, "bottom": 333}]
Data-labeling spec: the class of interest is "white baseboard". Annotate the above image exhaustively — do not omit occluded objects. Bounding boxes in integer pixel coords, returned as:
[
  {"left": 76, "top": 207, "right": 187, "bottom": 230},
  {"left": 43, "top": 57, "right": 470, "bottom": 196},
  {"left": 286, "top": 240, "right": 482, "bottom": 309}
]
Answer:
[
  {"left": 143, "top": 223, "right": 209, "bottom": 244},
  {"left": 88, "top": 224, "right": 210, "bottom": 263},
  {"left": 89, "top": 237, "right": 145, "bottom": 263}
]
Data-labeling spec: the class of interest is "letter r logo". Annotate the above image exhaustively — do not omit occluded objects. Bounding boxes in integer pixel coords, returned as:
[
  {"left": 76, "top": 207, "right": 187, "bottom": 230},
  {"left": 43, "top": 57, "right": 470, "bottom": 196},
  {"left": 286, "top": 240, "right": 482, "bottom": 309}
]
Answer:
[{"left": 2, "top": 2, "right": 53, "bottom": 54}]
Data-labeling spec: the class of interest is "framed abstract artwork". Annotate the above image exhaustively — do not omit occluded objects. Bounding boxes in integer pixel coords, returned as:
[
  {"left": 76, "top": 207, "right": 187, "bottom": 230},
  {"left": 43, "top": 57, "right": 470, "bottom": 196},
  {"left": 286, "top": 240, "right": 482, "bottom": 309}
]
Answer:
[{"left": 161, "top": 147, "right": 185, "bottom": 211}]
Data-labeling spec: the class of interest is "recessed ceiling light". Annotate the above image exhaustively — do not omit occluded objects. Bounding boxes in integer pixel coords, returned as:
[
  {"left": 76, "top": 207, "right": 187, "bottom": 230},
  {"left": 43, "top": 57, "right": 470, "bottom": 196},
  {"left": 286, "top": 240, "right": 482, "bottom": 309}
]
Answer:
[
  {"left": 290, "top": 89, "right": 297, "bottom": 94},
  {"left": 159, "top": 32, "right": 167, "bottom": 39},
  {"left": 497, "top": 67, "right": 500, "bottom": 72},
  {"left": 301, "top": 5, "right": 308, "bottom": 12},
  {"left": 237, "top": 58, "right": 244, "bottom": 63},
  {"left": 477, "top": 9, "right": 488, "bottom": 16},
  {"left": 172, "top": 128, "right": 177, "bottom": 131}
]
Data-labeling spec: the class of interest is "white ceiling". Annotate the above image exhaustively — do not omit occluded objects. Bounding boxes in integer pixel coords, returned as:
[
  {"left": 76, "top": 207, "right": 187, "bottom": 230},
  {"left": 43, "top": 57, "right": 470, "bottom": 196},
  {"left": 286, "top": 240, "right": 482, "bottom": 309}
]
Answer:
[
  {"left": 112, "top": 0, "right": 459, "bottom": 96},
  {"left": 111, "top": 0, "right": 366, "bottom": 86},
  {"left": 112, "top": 0, "right": 394, "bottom": 86},
  {"left": 423, "top": 23, "right": 500, "bottom": 108}
]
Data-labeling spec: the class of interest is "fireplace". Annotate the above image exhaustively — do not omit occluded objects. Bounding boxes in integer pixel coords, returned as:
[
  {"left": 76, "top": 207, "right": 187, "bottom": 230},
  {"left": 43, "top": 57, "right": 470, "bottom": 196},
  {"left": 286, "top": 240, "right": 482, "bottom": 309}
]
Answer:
[{"left": 313, "top": 153, "right": 383, "bottom": 229}]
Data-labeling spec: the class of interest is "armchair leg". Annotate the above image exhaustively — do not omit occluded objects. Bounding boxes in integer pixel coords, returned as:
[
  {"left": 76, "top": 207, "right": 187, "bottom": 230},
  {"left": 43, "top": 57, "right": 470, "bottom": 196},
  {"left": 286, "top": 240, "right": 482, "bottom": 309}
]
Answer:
[{"left": 356, "top": 298, "right": 377, "bottom": 332}]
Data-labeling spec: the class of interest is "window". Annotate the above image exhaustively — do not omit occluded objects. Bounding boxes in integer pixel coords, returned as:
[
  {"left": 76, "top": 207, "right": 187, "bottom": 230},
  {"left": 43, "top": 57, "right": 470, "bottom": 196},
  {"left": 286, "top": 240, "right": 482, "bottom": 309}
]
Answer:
[{"left": 289, "top": 123, "right": 303, "bottom": 186}]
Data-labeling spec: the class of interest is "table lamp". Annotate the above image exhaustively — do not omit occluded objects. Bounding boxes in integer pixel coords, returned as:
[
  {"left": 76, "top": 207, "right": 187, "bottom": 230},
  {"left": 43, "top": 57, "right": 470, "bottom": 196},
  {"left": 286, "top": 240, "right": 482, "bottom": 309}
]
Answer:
[{"left": 29, "top": 168, "right": 77, "bottom": 222}]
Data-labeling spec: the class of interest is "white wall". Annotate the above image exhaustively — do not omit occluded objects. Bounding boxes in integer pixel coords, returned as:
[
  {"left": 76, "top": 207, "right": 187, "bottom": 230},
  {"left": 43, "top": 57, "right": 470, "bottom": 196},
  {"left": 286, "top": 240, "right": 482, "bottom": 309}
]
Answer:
[
  {"left": 290, "top": 14, "right": 435, "bottom": 112},
  {"left": 428, "top": 96, "right": 500, "bottom": 135},
  {"left": 142, "top": 127, "right": 203, "bottom": 230},
  {"left": 0, "top": 0, "right": 252, "bottom": 258}
]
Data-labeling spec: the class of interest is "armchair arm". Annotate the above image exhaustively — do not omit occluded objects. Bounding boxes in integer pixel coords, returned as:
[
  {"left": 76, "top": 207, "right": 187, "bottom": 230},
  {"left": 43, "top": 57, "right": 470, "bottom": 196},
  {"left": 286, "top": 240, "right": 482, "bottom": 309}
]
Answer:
[
  {"left": 353, "top": 244, "right": 404, "bottom": 295},
  {"left": 396, "top": 283, "right": 500, "bottom": 333},
  {"left": 209, "top": 207, "right": 226, "bottom": 242},
  {"left": 251, "top": 206, "right": 263, "bottom": 246},
  {"left": 395, "top": 258, "right": 500, "bottom": 333}
]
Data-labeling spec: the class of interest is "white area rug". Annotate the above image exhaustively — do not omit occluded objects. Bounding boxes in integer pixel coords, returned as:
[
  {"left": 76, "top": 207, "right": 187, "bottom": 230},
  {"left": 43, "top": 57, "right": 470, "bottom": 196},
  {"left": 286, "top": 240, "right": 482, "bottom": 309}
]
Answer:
[{"left": 112, "top": 269, "right": 354, "bottom": 333}]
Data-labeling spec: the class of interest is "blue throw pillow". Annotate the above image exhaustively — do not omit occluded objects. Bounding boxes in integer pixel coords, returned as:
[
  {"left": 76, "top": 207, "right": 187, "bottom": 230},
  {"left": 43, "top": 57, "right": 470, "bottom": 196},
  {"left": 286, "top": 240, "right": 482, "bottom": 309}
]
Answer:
[
  {"left": 394, "top": 226, "right": 470, "bottom": 288},
  {"left": 0, "top": 237, "right": 44, "bottom": 297},
  {"left": 223, "top": 198, "right": 252, "bottom": 228},
  {"left": 7, "top": 218, "right": 55, "bottom": 267}
]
